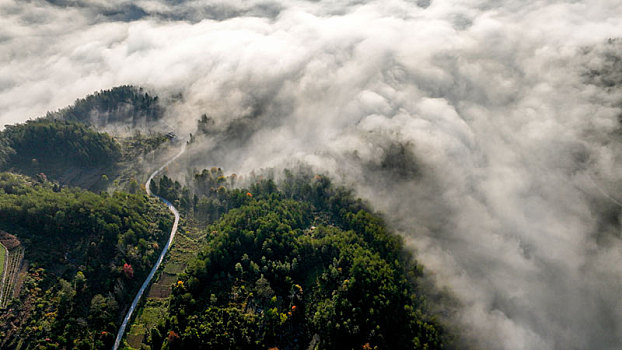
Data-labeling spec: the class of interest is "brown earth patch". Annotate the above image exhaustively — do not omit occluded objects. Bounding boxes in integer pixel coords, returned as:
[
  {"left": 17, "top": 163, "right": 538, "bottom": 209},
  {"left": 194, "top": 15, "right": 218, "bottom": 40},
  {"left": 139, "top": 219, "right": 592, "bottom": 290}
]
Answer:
[{"left": 0, "top": 231, "right": 20, "bottom": 250}]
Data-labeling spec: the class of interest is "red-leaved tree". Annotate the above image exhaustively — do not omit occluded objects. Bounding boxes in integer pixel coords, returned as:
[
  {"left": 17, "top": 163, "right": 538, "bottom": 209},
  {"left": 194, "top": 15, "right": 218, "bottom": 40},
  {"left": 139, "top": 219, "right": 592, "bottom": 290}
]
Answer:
[{"left": 122, "top": 263, "right": 134, "bottom": 279}]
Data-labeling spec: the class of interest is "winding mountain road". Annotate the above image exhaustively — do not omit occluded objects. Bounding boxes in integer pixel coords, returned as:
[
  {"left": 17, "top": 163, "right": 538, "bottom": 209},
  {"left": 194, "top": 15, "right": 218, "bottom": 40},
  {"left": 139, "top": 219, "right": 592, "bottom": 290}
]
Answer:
[{"left": 112, "top": 143, "right": 186, "bottom": 350}]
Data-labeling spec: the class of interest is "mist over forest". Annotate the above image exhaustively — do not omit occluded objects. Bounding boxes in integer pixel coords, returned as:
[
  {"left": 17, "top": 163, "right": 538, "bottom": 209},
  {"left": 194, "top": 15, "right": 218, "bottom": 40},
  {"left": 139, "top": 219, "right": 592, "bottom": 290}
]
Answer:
[{"left": 2, "top": 1, "right": 622, "bottom": 349}]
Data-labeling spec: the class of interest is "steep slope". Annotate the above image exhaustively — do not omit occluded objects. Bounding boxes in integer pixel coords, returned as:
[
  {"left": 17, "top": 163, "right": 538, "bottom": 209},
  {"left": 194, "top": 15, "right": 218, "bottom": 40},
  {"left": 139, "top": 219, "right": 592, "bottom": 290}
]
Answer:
[
  {"left": 0, "top": 173, "right": 173, "bottom": 349},
  {"left": 134, "top": 171, "right": 449, "bottom": 350},
  {"left": 47, "top": 85, "right": 164, "bottom": 130}
]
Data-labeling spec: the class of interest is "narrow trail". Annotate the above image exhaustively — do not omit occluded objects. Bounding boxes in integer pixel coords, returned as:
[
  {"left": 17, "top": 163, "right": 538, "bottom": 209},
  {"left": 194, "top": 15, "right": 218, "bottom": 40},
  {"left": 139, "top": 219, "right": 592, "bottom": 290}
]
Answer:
[{"left": 112, "top": 142, "right": 186, "bottom": 350}]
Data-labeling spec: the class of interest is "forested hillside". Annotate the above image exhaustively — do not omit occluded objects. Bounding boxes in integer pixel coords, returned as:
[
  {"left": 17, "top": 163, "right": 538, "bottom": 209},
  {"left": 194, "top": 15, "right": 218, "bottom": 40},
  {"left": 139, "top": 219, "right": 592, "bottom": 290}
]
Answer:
[
  {"left": 1, "top": 119, "right": 121, "bottom": 170},
  {"left": 0, "top": 173, "right": 173, "bottom": 349},
  {"left": 47, "top": 86, "right": 164, "bottom": 129},
  {"left": 0, "top": 86, "right": 173, "bottom": 191},
  {"left": 144, "top": 171, "right": 448, "bottom": 350},
  {"left": 0, "top": 86, "right": 451, "bottom": 350},
  {"left": 0, "top": 87, "right": 180, "bottom": 349}
]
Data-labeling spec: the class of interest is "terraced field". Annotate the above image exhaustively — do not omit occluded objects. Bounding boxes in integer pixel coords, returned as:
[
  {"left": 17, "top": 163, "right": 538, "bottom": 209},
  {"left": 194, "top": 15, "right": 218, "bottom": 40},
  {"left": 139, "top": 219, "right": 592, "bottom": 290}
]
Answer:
[
  {"left": 0, "top": 245, "right": 24, "bottom": 309},
  {"left": 0, "top": 243, "right": 5, "bottom": 282}
]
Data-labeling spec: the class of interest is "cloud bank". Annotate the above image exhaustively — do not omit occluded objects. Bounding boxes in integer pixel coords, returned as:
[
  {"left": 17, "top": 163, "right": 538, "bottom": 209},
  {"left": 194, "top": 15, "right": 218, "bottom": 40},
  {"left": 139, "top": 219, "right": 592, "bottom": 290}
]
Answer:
[{"left": 2, "top": 0, "right": 622, "bottom": 349}]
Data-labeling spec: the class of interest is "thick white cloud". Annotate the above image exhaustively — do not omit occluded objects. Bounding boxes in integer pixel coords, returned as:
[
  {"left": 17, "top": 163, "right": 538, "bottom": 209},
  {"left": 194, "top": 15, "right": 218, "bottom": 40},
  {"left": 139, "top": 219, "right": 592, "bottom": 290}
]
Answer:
[{"left": 2, "top": 0, "right": 622, "bottom": 349}]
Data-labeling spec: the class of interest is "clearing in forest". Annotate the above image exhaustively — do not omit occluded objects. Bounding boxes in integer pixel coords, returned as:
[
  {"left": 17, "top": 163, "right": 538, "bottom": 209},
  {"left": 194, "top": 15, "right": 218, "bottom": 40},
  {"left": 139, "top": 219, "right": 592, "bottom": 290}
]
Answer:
[{"left": 125, "top": 220, "right": 204, "bottom": 348}]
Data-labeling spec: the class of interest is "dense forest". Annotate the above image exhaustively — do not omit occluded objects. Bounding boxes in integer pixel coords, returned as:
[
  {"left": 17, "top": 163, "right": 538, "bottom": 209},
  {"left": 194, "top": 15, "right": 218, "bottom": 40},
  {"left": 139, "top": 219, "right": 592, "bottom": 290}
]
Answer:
[
  {"left": 146, "top": 171, "right": 448, "bottom": 350},
  {"left": 47, "top": 86, "right": 164, "bottom": 129},
  {"left": 0, "top": 172, "right": 173, "bottom": 349},
  {"left": 0, "top": 119, "right": 121, "bottom": 171},
  {"left": 0, "top": 86, "right": 173, "bottom": 191}
]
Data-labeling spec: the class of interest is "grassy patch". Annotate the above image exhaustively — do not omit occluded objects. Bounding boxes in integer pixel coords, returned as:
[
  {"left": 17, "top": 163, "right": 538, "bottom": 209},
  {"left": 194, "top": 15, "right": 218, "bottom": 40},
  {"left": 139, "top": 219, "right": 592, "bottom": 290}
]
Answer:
[
  {"left": 125, "top": 298, "right": 169, "bottom": 348},
  {"left": 162, "top": 262, "right": 185, "bottom": 275},
  {"left": 126, "top": 301, "right": 169, "bottom": 348}
]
